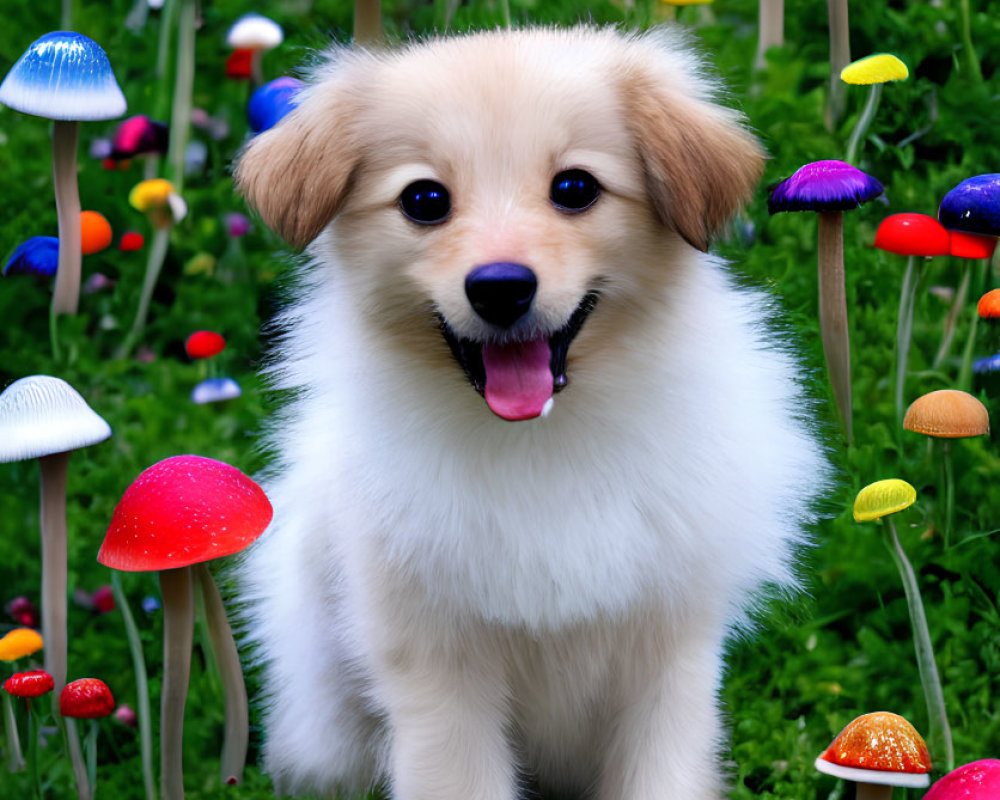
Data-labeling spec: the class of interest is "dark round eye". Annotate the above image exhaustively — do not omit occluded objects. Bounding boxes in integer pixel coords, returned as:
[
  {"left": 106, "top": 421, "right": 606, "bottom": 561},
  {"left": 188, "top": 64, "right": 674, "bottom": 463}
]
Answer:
[
  {"left": 550, "top": 169, "right": 600, "bottom": 212},
  {"left": 399, "top": 180, "right": 451, "bottom": 225}
]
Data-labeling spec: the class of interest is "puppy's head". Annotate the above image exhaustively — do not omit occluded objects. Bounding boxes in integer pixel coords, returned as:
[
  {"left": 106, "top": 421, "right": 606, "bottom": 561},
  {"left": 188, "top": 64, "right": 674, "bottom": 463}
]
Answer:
[{"left": 236, "top": 27, "right": 764, "bottom": 421}]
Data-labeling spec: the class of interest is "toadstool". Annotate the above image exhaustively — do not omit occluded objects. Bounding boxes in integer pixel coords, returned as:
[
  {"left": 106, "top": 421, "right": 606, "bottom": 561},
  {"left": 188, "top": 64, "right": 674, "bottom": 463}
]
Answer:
[
  {"left": 769, "top": 159, "right": 884, "bottom": 443},
  {"left": 853, "top": 480, "right": 952, "bottom": 771},
  {"left": 226, "top": 13, "right": 283, "bottom": 85},
  {"left": 924, "top": 759, "right": 1000, "bottom": 800},
  {"left": 247, "top": 76, "right": 304, "bottom": 134},
  {"left": 840, "top": 53, "right": 908, "bottom": 164},
  {"left": 873, "top": 213, "right": 950, "bottom": 426},
  {"left": 4, "top": 236, "right": 59, "bottom": 278},
  {"left": 99, "top": 455, "right": 272, "bottom": 795},
  {"left": 0, "top": 32, "right": 126, "bottom": 319},
  {"left": 816, "top": 711, "right": 931, "bottom": 799}
]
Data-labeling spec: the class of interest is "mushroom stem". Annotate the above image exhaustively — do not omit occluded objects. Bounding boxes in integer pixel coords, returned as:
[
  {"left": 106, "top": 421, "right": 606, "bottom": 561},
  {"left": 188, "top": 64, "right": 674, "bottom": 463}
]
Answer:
[
  {"left": 825, "top": 0, "right": 850, "bottom": 128},
  {"left": 121, "top": 223, "right": 171, "bottom": 358},
  {"left": 159, "top": 566, "right": 194, "bottom": 800},
  {"left": 958, "top": 0, "right": 983, "bottom": 83},
  {"left": 845, "top": 83, "right": 883, "bottom": 165},
  {"left": 194, "top": 563, "right": 249, "bottom": 786},
  {"left": 933, "top": 266, "right": 971, "bottom": 369},
  {"left": 51, "top": 120, "right": 82, "bottom": 316},
  {"left": 754, "top": 0, "right": 784, "bottom": 71},
  {"left": 2, "top": 692, "right": 26, "bottom": 772},
  {"left": 894, "top": 256, "right": 924, "bottom": 428},
  {"left": 817, "top": 210, "right": 853, "bottom": 443},
  {"left": 38, "top": 452, "right": 70, "bottom": 697},
  {"left": 353, "top": 0, "right": 383, "bottom": 44},
  {"left": 110, "top": 571, "right": 157, "bottom": 800},
  {"left": 882, "top": 518, "right": 954, "bottom": 772},
  {"left": 941, "top": 439, "right": 955, "bottom": 550},
  {"left": 856, "top": 784, "right": 893, "bottom": 800},
  {"left": 957, "top": 259, "right": 989, "bottom": 392},
  {"left": 168, "top": 0, "right": 196, "bottom": 190}
]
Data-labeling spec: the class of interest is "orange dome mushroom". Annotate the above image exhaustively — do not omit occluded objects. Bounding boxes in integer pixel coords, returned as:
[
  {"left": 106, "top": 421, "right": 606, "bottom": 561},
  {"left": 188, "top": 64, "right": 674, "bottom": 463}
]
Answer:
[
  {"left": 903, "top": 389, "right": 989, "bottom": 438},
  {"left": 816, "top": 711, "right": 931, "bottom": 797}
]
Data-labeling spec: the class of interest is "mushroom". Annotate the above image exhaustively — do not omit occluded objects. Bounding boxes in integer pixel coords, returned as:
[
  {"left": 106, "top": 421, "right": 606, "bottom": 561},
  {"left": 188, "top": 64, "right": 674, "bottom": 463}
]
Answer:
[
  {"left": 924, "top": 759, "right": 1000, "bottom": 799},
  {"left": 80, "top": 210, "right": 113, "bottom": 256},
  {"left": 840, "top": 54, "right": 908, "bottom": 164},
  {"left": 110, "top": 115, "right": 169, "bottom": 180},
  {"left": 816, "top": 711, "right": 932, "bottom": 799},
  {"left": 121, "top": 178, "right": 187, "bottom": 357},
  {"left": 0, "top": 376, "right": 111, "bottom": 700},
  {"left": 0, "top": 32, "right": 126, "bottom": 319},
  {"left": 60, "top": 677, "right": 115, "bottom": 798},
  {"left": 0, "top": 629, "right": 45, "bottom": 773},
  {"left": 247, "top": 76, "right": 304, "bottom": 134},
  {"left": 3, "top": 669, "right": 53, "bottom": 782},
  {"left": 98, "top": 455, "right": 272, "bottom": 796},
  {"left": 873, "top": 213, "right": 950, "bottom": 426},
  {"left": 935, "top": 174, "right": 1000, "bottom": 387},
  {"left": 185, "top": 330, "right": 226, "bottom": 360},
  {"left": 853, "top": 479, "right": 953, "bottom": 771},
  {"left": 768, "top": 159, "right": 884, "bottom": 443},
  {"left": 903, "top": 389, "right": 989, "bottom": 548},
  {"left": 3, "top": 236, "right": 59, "bottom": 277},
  {"left": 226, "top": 13, "right": 283, "bottom": 86},
  {"left": 119, "top": 231, "right": 145, "bottom": 252},
  {"left": 978, "top": 288, "right": 1000, "bottom": 320},
  {"left": 191, "top": 377, "right": 242, "bottom": 405}
]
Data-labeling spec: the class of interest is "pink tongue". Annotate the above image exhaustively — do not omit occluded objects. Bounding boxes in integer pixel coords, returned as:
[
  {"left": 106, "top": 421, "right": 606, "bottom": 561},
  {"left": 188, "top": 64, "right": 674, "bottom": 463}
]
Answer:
[{"left": 482, "top": 338, "right": 553, "bottom": 421}]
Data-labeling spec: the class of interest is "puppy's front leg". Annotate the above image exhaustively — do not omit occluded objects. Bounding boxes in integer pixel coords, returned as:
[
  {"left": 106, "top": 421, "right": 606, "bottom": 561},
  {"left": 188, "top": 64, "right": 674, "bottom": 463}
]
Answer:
[
  {"left": 379, "top": 632, "right": 517, "bottom": 800},
  {"left": 596, "top": 628, "right": 726, "bottom": 800}
]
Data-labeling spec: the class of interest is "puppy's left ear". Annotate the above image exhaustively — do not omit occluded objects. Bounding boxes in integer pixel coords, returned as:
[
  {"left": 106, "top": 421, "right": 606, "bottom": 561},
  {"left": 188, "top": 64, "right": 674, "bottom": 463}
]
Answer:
[{"left": 622, "top": 65, "right": 765, "bottom": 252}]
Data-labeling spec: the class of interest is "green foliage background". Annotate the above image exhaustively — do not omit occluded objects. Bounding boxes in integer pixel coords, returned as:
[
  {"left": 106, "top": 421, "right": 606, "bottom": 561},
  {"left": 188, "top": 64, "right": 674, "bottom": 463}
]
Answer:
[{"left": 1, "top": 0, "right": 1000, "bottom": 797}]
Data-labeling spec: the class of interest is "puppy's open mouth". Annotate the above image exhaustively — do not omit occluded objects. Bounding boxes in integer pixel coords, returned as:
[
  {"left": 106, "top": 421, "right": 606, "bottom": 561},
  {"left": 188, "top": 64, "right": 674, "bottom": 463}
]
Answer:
[{"left": 440, "top": 291, "right": 600, "bottom": 421}]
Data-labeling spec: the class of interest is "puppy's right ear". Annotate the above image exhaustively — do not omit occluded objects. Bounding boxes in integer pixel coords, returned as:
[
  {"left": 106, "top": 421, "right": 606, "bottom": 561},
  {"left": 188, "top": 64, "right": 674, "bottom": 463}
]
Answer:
[{"left": 234, "top": 87, "right": 358, "bottom": 250}]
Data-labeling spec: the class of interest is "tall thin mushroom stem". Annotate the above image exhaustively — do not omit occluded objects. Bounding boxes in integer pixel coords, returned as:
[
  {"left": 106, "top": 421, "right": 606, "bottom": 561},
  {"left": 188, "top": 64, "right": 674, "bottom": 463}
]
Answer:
[
  {"left": 2, "top": 692, "right": 26, "bottom": 772},
  {"left": 159, "top": 566, "right": 194, "bottom": 800},
  {"left": 121, "top": 223, "right": 171, "bottom": 358},
  {"left": 817, "top": 211, "right": 853, "bottom": 443},
  {"left": 894, "top": 256, "right": 924, "bottom": 427},
  {"left": 754, "top": 0, "right": 784, "bottom": 71},
  {"left": 826, "top": 0, "right": 850, "bottom": 128},
  {"left": 353, "top": 0, "right": 383, "bottom": 44},
  {"left": 51, "top": 120, "right": 82, "bottom": 317},
  {"left": 882, "top": 518, "right": 954, "bottom": 772},
  {"left": 845, "top": 83, "right": 883, "bottom": 165},
  {"left": 194, "top": 563, "right": 248, "bottom": 786}
]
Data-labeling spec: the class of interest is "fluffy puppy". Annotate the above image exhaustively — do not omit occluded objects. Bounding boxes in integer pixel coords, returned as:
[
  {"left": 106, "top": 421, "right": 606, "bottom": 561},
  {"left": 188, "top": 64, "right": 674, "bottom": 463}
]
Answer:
[{"left": 235, "top": 25, "right": 827, "bottom": 800}]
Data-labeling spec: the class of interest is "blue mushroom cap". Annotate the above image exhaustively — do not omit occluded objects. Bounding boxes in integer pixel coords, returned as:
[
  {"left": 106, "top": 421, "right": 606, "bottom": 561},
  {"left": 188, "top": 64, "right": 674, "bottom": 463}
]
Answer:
[
  {"left": 191, "top": 377, "right": 242, "bottom": 405},
  {"left": 248, "top": 76, "right": 304, "bottom": 134},
  {"left": 768, "top": 160, "right": 884, "bottom": 214},
  {"left": 0, "top": 31, "right": 126, "bottom": 121},
  {"left": 973, "top": 353, "right": 1000, "bottom": 375},
  {"left": 938, "top": 174, "right": 1000, "bottom": 236},
  {"left": 4, "top": 236, "right": 59, "bottom": 277}
]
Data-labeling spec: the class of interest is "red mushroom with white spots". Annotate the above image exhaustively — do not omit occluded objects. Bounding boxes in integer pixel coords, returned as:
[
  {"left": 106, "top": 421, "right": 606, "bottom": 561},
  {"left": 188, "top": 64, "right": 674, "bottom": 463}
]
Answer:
[{"left": 98, "top": 455, "right": 272, "bottom": 798}]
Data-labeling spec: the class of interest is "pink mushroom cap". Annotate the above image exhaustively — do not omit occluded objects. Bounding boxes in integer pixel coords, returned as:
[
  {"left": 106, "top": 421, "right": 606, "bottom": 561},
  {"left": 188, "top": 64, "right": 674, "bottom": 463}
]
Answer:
[{"left": 923, "top": 759, "right": 1000, "bottom": 799}]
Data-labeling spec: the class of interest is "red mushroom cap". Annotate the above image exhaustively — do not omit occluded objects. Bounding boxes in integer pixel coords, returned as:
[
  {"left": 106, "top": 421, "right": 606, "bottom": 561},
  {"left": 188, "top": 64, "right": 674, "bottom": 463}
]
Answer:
[
  {"left": 816, "top": 711, "right": 931, "bottom": 788},
  {"left": 119, "top": 231, "right": 144, "bottom": 252},
  {"left": 874, "top": 213, "right": 950, "bottom": 257},
  {"left": 59, "top": 678, "right": 114, "bottom": 719},
  {"left": 949, "top": 230, "right": 997, "bottom": 259},
  {"left": 924, "top": 759, "right": 1000, "bottom": 799},
  {"left": 4, "top": 669, "right": 54, "bottom": 699},
  {"left": 98, "top": 455, "right": 272, "bottom": 572},
  {"left": 225, "top": 49, "right": 254, "bottom": 79},
  {"left": 185, "top": 330, "right": 226, "bottom": 359}
]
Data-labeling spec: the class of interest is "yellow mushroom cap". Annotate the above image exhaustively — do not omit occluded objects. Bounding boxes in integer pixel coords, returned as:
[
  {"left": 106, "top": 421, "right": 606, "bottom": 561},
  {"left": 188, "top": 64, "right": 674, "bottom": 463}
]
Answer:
[
  {"left": 0, "top": 628, "right": 44, "bottom": 661},
  {"left": 129, "top": 179, "right": 175, "bottom": 212},
  {"left": 903, "top": 389, "right": 990, "bottom": 438},
  {"left": 853, "top": 479, "right": 916, "bottom": 522},
  {"left": 841, "top": 54, "right": 909, "bottom": 85}
]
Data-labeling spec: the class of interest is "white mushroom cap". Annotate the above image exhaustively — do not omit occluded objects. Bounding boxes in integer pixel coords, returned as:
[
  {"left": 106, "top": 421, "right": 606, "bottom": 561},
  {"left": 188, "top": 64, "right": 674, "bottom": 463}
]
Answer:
[
  {"left": 0, "top": 32, "right": 127, "bottom": 121},
  {"left": 815, "top": 757, "right": 931, "bottom": 789},
  {"left": 226, "top": 13, "right": 284, "bottom": 50},
  {"left": 0, "top": 375, "right": 112, "bottom": 462}
]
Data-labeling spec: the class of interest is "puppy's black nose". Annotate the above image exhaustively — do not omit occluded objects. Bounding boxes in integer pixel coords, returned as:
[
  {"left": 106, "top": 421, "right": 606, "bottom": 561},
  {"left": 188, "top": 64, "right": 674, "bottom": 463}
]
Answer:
[{"left": 465, "top": 262, "right": 537, "bottom": 328}]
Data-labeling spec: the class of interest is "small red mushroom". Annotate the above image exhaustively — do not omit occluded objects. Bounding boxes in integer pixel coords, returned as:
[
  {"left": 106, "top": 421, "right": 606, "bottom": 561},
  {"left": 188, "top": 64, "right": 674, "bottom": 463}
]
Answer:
[
  {"left": 4, "top": 669, "right": 54, "bottom": 699},
  {"left": 59, "top": 678, "right": 114, "bottom": 719},
  {"left": 98, "top": 455, "right": 271, "bottom": 793},
  {"left": 185, "top": 330, "right": 226, "bottom": 360}
]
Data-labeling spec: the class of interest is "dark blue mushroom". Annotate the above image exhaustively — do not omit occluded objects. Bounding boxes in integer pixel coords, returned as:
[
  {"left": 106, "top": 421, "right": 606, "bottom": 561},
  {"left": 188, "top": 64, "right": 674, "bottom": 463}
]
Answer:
[
  {"left": 938, "top": 174, "right": 1000, "bottom": 237},
  {"left": 4, "top": 236, "right": 60, "bottom": 277}
]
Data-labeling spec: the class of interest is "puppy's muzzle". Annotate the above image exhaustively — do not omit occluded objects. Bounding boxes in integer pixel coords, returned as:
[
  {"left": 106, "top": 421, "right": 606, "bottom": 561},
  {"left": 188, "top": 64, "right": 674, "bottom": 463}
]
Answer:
[{"left": 465, "top": 262, "right": 537, "bottom": 328}]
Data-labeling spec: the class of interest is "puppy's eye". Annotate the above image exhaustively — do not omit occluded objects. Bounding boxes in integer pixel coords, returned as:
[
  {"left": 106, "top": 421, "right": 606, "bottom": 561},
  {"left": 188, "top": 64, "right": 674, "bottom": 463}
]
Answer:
[
  {"left": 550, "top": 169, "right": 600, "bottom": 213},
  {"left": 399, "top": 180, "right": 451, "bottom": 225}
]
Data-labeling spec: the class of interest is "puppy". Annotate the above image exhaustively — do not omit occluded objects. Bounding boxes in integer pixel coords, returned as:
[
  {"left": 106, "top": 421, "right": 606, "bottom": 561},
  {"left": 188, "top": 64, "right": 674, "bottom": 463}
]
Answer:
[{"left": 235, "top": 25, "right": 827, "bottom": 800}]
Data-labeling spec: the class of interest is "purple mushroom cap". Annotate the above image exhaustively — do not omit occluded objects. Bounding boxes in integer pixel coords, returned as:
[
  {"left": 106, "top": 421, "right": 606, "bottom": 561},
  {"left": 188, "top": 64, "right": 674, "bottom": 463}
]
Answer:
[
  {"left": 938, "top": 174, "right": 1000, "bottom": 236},
  {"left": 768, "top": 160, "right": 884, "bottom": 214},
  {"left": 111, "top": 115, "right": 169, "bottom": 159},
  {"left": 923, "top": 759, "right": 1000, "bottom": 799}
]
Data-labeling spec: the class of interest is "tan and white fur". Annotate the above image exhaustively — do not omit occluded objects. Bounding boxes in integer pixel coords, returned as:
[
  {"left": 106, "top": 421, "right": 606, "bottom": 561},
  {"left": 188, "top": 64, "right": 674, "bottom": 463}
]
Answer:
[{"left": 235, "top": 25, "right": 827, "bottom": 800}]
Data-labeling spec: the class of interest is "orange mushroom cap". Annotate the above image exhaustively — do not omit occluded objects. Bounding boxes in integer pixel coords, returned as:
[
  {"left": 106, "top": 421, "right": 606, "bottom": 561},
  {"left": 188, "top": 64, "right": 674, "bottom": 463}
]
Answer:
[
  {"left": 979, "top": 289, "right": 1000, "bottom": 320},
  {"left": 903, "top": 389, "right": 990, "bottom": 438},
  {"left": 816, "top": 712, "right": 931, "bottom": 788}
]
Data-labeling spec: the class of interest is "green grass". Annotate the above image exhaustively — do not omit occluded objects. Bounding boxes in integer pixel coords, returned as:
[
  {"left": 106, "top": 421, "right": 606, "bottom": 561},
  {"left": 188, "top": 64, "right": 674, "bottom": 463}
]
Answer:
[{"left": 2, "top": 0, "right": 1000, "bottom": 797}]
